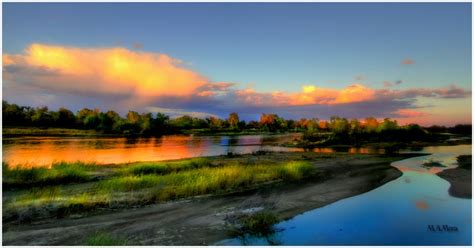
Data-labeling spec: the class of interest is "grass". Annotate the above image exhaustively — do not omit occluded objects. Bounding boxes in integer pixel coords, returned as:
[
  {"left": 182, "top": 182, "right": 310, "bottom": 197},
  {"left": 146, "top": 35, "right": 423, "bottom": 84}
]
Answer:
[
  {"left": 3, "top": 161, "right": 99, "bottom": 188},
  {"left": 123, "top": 157, "right": 213, "bottom": 176},
  {"left": 3, "top": 159, "right": 319, "bottom": 222},
  {"left": 85, "top": 232, "right": 128, "bottom": 246},
  {"left": 3, "top": 127, "right": 103, "bottom": 137},
  {"left": 227, "top": 210, "right": 280, "bottom": 237}
]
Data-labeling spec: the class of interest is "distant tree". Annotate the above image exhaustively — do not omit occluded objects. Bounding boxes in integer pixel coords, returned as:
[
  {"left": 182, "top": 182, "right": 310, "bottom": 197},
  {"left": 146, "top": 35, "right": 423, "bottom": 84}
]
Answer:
[
  {"left": 329, "top": 116, "right": 349, "bottom": 134},
  {"left": 170, "top": 115, "right": 194, "bottom": 130},
  {"left": 3, "top": 101, "right": 26, "bottom": 126},
  {"left": 151, "top": 112, "right": 170, "bottom": 134},
  {"left": 31, "top": 106, "right": 55, "bottom": 127},
  {"left": 363, "top": 117, "right": 379, "bottom": 133},
  {"left": 228, "top": 112, "right": 240, "bottom": 130},
  {"left": 207, "top": 116, "right": 222, "bottom": 130},
  {"left": 57, "top": 107, "right": 76, "bottom": 127}
]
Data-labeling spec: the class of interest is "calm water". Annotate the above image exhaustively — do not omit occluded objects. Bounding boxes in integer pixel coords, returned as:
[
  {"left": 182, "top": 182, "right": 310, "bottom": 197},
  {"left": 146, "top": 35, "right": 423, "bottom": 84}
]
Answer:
[
  {"left": 2, "top": 133, "right": 386, "bottom": 167},
  {"left": 2, "top": 134, "right": 301, "bottom": 166},
  {"left": 217, "top": 145, "right": 472, "bottom": 245}
]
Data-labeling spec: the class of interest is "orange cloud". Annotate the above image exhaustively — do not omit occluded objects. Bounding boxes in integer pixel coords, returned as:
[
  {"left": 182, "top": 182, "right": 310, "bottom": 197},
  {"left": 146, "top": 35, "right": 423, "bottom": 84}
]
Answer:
[
  {"left": 4, "top": 43, "right": 208, "bottom": 98},
  {"left": 234, "top": 84, "right": 376, "bottom": 106}
]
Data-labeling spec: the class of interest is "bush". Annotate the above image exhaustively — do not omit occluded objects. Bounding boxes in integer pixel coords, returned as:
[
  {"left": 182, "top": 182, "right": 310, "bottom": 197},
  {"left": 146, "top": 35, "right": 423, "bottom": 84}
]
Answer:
[{"left": 229, "top": 211, "right": 280, "bottom": 237}]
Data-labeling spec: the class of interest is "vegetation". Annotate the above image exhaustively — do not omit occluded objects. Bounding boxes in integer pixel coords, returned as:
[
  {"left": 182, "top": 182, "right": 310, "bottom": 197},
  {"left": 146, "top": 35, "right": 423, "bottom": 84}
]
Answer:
[
  {"left": 457, "top": 155, "right": 472, "bottom": 170},
  {"left": 294, "top": 116, "right": 464, "bottom": 148},
  {"left": 3, "top": 162, "right": 99, "bottom": 188},
  {"left": 228, "top": 210, "right": 280, "bottom": 237},
  {"left": 85, "top": 232, "right": 128, "bottom": 246},
  {"left": 5, "top": 101, "right": 470, "bottom": 139},
  {"left": 3, "top": 157, "right": 321, "bottom": 223},
  {"left": 422, "top": 159, "right": 445, "bottom": 168}
]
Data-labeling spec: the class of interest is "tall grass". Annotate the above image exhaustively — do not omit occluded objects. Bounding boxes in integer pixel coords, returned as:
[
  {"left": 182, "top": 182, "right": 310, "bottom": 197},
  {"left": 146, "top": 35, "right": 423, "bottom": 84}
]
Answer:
[
  {"left": 3, "top": 161, "right": 98, "bottom": 188},
  {"left": 99, "top": 161, "right": 316, "bottom": 199},
  {"left": 4, "top": 160, "right": 318, "bottom": 222},
  {"left": 123, "top": 157, "right": 213, "bottom": 176}
]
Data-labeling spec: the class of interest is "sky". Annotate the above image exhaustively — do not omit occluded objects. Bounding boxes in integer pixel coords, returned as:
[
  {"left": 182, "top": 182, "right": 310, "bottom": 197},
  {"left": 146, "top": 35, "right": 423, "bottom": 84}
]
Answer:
[{"left": 2, "top": 2, "right": 472, "bottom": 126}]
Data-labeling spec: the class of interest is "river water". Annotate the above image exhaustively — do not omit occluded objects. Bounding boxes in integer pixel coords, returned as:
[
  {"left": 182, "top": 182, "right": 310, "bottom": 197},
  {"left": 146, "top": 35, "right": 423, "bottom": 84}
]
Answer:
[
  {"left": 3, "top": 133, "right": 384, "bottom": 167},
  {"left": 217, "top": 145, "right": 472, "bottom": 245},
  {"left": 2, "top": 134, "right": 301, "bottom": 166}
]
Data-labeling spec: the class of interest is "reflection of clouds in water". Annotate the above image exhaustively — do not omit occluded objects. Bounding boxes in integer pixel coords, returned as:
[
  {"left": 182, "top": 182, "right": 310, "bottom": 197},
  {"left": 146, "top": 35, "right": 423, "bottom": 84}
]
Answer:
[
  {"left": 398, "top": 166, "right": 443, "bottom": 175},
  {"left": 415, "top": 200, "right": 430, "bottom": 210}
]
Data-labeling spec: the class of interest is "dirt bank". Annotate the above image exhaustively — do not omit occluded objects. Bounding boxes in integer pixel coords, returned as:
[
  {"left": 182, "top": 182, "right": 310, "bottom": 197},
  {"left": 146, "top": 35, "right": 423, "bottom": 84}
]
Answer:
[
  {"left": 436, "top": 155, "right": 471, "bottom": 199},
  {"left": 2, "top": 153, "right": 418, "bottom": 245}
]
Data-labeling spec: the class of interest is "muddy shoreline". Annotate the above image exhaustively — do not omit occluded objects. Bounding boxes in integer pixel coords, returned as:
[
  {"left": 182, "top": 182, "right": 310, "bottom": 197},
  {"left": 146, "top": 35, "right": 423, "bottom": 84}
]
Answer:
[
  {"left": 436, "top": 155, "right": 472, "bottom": 199},
  {"left": 3, "top": 153, "right": 420, "bottom": 245}
]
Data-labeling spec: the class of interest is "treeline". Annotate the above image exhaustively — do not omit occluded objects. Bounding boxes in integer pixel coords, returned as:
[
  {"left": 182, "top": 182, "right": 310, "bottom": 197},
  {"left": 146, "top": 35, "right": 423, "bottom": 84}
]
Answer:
[
  {"left": 3, "top": 101, "right": 301, "bottom": 136},
  {"left": 2, "top": 101, "right": 471, "bottom": 138}
]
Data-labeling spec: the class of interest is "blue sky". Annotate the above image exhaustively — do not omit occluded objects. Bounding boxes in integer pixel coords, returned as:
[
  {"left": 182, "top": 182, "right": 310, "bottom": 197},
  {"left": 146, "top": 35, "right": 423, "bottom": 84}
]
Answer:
[{"left": 2, "top": 3, "right": 472, "bottom": 125}]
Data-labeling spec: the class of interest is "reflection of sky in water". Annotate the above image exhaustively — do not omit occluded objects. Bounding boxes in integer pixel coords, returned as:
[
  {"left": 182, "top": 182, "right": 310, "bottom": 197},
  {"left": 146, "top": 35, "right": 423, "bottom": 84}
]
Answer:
[
  {"left": 2, "top": 134, "right": 303, "bottom": 166},
  {"left": 218, "top": 145, "right": 472, "bottom": 245}
]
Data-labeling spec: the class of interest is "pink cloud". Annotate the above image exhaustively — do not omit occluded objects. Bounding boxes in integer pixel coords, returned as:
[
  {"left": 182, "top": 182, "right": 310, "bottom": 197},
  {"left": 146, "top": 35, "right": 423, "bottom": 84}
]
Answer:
[{"left": 394, "top": 109, "right": 428, "bottom": 118}]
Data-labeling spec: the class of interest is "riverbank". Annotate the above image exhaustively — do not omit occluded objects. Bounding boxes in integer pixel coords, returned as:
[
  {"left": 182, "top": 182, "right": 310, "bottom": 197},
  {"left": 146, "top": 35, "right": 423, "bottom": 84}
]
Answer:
[
  {"left": 436, "top": 155, "right": 472, "bottom": 199},
  {"left": 3, "top": 152, "right": 421, "bottom": 245},
  {"left": 2, "top": 127, "right": 298, "bottom": 138}
]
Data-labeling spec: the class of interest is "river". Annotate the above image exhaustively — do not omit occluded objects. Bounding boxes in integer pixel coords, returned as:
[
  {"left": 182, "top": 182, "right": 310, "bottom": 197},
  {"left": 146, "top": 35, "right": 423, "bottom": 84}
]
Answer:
[
  {"left": 3, "top": 133, "right": 383, "bottom": 167},
  {"left": 2, "top": 135, "right": 471, "bottom": 245}
]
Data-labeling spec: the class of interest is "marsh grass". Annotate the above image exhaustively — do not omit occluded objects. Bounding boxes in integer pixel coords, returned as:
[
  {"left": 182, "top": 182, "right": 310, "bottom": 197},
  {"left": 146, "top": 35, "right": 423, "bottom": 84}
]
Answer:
[
  {"left": 228, "top": 210, "right": 280, "bottom": 237},
  {"left": 3, "top": 127, "right": 101, "bottom": 137},
  {"left": 3, "top": 159, "right": 318, "bottom": 222},
  {"left": 3, "top": 161, "right": 99, "bottom": 188},
  {"left": 123, "top": 157, "right": 214, "bottom": 176}
]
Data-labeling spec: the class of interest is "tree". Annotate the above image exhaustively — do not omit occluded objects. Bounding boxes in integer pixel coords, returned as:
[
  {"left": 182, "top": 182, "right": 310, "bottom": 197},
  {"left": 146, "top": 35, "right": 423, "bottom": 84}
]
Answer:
[
  {"left": 329, "top": 116, "right": 349, "bottom": 134},
  {"left": 207, "top": 116, "right": 223, "bottom": 130},
  {"left": 363, "top": 117, "right": 379, "bottom": 133},
  {"left": 31, "top": 106, "right": 55, "bottom": 127},
  {"left": 57, "top": 107, "right": 76, "bottom": 127},
  {"left": 228, "top": 112, "right": 240, "bottom": 130},
  {"left": 3, "top": 101, "right": 26, "bottom": 126},
  {"left": 151, "top": 112, "right": 170, "bottom": 134}
]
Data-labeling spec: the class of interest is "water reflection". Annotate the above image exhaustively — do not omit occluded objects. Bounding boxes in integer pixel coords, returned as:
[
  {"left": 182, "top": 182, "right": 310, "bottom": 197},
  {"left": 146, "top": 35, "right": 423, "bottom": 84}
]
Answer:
[
  {"left": 3, "top": 134, "right": 302, "bottom": 167},
  {"left": 217, "top": 145, "right": 472, "bottom": 245}
]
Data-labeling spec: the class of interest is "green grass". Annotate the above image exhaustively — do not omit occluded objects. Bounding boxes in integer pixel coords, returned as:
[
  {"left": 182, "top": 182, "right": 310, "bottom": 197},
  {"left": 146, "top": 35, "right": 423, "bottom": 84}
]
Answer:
[
  {"left": 3, "top": 161, "right": 99, "bottom": 188},
  {"left": 3, "top": 127, "right": 102, "bottom": 137},
  {"left": 85, "top": 232, "right": 128, "bottom": 246},
  {"left": 123, "top": 157, "right": 213, "bottom": 176},
  {"left": 3, "top": 160, "right": 318, "bottom": 222}
]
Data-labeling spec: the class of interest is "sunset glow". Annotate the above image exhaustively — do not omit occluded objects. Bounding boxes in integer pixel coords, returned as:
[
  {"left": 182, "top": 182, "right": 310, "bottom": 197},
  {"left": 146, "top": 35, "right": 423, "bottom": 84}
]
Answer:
[{"left": 2, "top": 3, "right": 471, "bottom": 126}]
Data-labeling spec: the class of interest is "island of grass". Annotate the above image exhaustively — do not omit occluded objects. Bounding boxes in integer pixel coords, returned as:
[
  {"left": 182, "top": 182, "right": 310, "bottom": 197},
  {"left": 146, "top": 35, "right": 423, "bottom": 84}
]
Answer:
[{"left": 3, "top": 151, "right": 422, "bottom": 245}]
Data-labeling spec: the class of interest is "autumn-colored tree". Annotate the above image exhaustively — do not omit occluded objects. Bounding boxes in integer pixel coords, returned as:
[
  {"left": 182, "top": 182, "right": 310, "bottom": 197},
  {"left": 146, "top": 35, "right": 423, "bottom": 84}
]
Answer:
[
  {"left": 363, "top": 117, "right": 379, "bottom": 133},
  {"left": 228, "top": 112, "right": 240, "bottom": 130}
]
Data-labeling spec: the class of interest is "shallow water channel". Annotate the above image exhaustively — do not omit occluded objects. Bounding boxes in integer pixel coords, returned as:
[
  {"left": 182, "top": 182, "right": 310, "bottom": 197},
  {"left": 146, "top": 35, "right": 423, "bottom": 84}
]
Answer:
[{"left": 217, "top": 145, "right": 472, "bottom": 245}]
